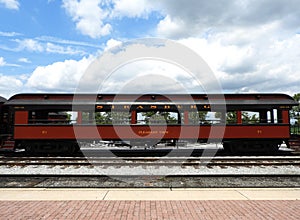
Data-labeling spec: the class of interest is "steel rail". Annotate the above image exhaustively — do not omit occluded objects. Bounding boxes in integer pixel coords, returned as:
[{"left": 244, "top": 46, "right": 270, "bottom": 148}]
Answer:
[{"left": 1, "top": 156, "right": 300, "bottom": 167}]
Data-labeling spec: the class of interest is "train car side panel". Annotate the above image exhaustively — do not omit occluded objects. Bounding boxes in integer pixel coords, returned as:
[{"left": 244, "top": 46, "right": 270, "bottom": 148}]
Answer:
[{"left": 14, "top": 124, "right": 291, "bottom": 140}]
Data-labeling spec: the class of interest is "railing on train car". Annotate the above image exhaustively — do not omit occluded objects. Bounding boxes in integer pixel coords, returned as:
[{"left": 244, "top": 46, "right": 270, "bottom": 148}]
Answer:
[{"left": 291, "top": 123, "right": 300, "bottom": 134}]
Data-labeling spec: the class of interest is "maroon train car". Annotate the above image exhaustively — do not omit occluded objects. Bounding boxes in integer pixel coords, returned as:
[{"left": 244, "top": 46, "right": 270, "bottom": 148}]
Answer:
[{"left": 0, "top": 93, "right": 297, "bottom": 154}]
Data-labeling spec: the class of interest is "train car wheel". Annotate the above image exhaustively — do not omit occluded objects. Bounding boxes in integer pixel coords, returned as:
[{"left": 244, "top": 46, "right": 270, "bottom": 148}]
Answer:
[{"left": 223, "top": 140, "right": 280, "bottom": 154}]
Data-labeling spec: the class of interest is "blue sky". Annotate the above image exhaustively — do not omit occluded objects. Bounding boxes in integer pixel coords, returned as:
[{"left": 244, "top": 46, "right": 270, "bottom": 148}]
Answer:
[{"left": 0, "top": 0, "right": 299, "bottom": 98}]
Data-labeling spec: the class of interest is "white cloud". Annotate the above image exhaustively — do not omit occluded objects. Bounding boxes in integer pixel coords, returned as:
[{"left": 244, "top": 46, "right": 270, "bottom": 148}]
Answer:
[
  {"left": 0, "top": 31, "right": 21, "bottom": 37},
  {"left": 99, "top": 59, "right": 198, "bottom": 93},
  {"left": 111, "top": 0, "right": 155, "bottom": 18},
  {"left": 178, "top": 30, "right": 300, "bottom": 95},
  {"left": 18, "top": 58, "right": 31, "bottom": 63},
  {"left": 36, "top": 36, "right": 103, "bottom": 49},
  {"left": 15, "top": 39, "right": 44, "bottom": 52},
  {"left": 104, "top": 38, "right": 122, "bottom": 50},
  {"left": 0, "top": 75, "right": 23, "bottom": 98},
  {"left": 45, "top": 42, "right": 86, "bottom": 55},
  {"left": 0, "top": 57, "right": 6, "bottom": 66},
  {"left": 62, "top": 0, "right": 160, "bottom": 38},
  {"left": 26, "top": 56, "right": 95, "bottom": 92},
  {"left": 62, "top": 0, "right": 112, "bottom": 38},
  {"left": 11, "top": 38, "right": 86, "bottom": 55},
  {"left": 155, "top": 0, "right": 300, "bottom": 38},
  {"left": 0, "top": 56, "right": 19, "bottom": 67},
  {"left": 157, "top": 15, "right": 185, "bottom": 38},
  {"left": 0, "top": 0, "right": 19, "bottom": 10}
]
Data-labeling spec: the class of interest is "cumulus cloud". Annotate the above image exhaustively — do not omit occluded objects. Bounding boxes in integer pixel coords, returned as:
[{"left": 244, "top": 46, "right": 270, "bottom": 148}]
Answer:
[
  {"left": 157, "top": 15, "right": 185, "bottom": 38},
  {"left": 156, "top": 0, "right": 300, "bottom": 38},
  {"left": 62, "top": 0, "right": 112, "bottom": 38},
  {"left": 99, "top": 59, "right": 199, "bottom": 93},
  {"left": 104, "top": 38, "right": 122, "bottom": 50},
  {"left": 62, "top": 0, "right": 160, "bottom": 38},
  {"left": 111, "top": 0, "right": 155, "bottom": 18},
  {"left": 179, "top": 31, "right": 300, "bottom": 95},
  {"left": 0, "top": 75, "right": 23, "bottom": 98},
  {"left": 0, "top": 0, "right": 19, "bottom": 10},
  {"left": 26, "top": 56, "right": 95, "bottom": 92}
]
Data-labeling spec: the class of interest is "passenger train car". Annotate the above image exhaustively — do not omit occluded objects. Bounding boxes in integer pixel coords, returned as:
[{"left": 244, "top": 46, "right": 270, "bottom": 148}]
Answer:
[{"left": 0, "top": 93, "right": 297, "bottom": 154}]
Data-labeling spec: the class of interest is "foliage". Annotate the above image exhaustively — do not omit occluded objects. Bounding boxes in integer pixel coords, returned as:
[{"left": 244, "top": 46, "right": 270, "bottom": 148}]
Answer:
[
  {"left": 241, "top": 112, "right": 259, "bottom": 124},
  {"left": 82, "top": 111, "right": 130, "bottom": 124},
  {"left": 142, "top": 111, "right": 178, "bottom": 124},
  {"left": 216, "top": 111, "right": 259, "bottom": 124},
  {"left": 226, "top": 112, "right": 237, "bottom": 124},
  {"left": 291, "top": 93, "right": 300, "bottom": 124},
  {"left": 189, "top": 111, "right": 208, "bottom": 124}
]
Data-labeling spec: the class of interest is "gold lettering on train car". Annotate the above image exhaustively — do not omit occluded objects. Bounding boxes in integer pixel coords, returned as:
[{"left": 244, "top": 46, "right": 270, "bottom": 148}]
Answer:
[
  {"left": 138, "top": 130, "right": 158, "bottom": 134},
  {"left": 279, "top": 106, "right": 289, "bottom": 109},
  {"left": 138, "top": 130, "right": 169, "bottom": 135},
  {"left": 42, "top": 130, "right": 48, "bottom": 134},
  {"left": 257, "top": 130, "right": 262, "bottom": 134}
]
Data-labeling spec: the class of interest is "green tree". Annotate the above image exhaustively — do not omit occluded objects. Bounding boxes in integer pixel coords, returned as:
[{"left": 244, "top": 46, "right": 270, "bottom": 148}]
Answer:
[
  {"left": 142, "top": 111, "right": 178, "bottom": 124},
  {"left": 189, "top": 111, "right": 208, "bottom": 124},
  {"left": 242, "top": 112, "right": 259, "bottom": 124},
  {"left": 226, "top": 112, "right": 237, "bottom": 124},
  {"left": 221, "top": 111, "right": 259, "bottom": 124},
  {"left": 291, "top": 93, "right": 300, "bottom": 124},
  {"left": 98, "top": 111, "right": 131, "bottom": 124},
  {"left": 81, "top": 111, "right": 130, "bottom": 124}
]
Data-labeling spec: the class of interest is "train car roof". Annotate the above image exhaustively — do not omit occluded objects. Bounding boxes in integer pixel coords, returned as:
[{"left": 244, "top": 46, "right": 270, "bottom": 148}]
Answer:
[
  {"left": 0, "top": 96, "right": 7, "bottom": 103},
  {"left": 4, "top": 93, "right": 297, "bottom": 110}
]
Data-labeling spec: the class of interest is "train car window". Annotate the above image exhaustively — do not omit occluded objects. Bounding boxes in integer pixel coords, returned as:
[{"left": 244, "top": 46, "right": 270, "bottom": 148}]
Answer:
[
  {"left": 188, "top": 111, "right": 224, "bottom": 124},
  {"left": 277, "top": 110, "right": 283, "bottom": 123},
  {"left": 188, "top": 111, "right": 208, "bottom": 124},
  {"left": 226, "top": 111, "right": 237, "bottom": 124},
  {"left": 210, "top": 112, "right": 225, "bottom": 124},
  {"left": 81, "top": 111, "right": 131, "bottom": 125},
  {"left": 137, "top": 111, "right": 179, "bottom": 125},
  {"left": 0, "top": 111, "right": 9, "bottom": 134},
  {"left": 273, "top": 109, "right": 278, "bottom": 123},
  {"left": 241, "top": 111, "right": 260, "bottom": 124},
  {"left": 28, "top": 111, "right": 71, "bottom": 124},
  {"left": 81, "top": 111, "right": 95, "bottom": 124},
  {"left": 217, "top": 110, "right": 280, "bottom": 125},
  {"left": 96, "top": 111, "right": 131, "bottom": 125},
  {"left": 66, "top": 111, "right": 78, "bottom": 124}
]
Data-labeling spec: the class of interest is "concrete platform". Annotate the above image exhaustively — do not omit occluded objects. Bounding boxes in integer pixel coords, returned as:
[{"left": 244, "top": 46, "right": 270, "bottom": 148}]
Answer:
[{"left": 0, "top": 188, "right": 300, "bottom": 201}]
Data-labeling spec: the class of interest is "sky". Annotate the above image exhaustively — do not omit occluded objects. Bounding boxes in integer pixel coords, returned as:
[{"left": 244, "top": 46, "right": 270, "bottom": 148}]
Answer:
[{"left": 0, "top": 0, "right": 299, "bottom": 98}]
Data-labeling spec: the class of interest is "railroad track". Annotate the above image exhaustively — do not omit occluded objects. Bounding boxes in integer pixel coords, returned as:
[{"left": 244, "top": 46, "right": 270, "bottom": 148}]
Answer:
[{"left": 1, "top": 156, "right": 300, "bottom": 167}]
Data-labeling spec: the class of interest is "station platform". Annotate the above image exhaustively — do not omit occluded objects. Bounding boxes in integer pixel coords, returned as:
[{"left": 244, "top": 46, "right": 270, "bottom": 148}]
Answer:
[{"left": 0, "top": 188, "right": 299, "bottom": 219}]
